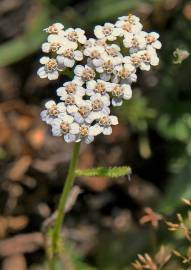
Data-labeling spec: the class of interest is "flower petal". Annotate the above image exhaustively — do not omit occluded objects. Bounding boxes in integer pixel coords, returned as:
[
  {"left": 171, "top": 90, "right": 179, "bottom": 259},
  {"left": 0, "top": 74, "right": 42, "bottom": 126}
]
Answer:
[
  {"left": 103, "top": 127, "right": 112, "bottom": 135},
  {"left": 47, "top": 70, "right": 59, "bottom": 80},
  {"left": 64, "top": 133, "right": 76, "bottom": 143}
]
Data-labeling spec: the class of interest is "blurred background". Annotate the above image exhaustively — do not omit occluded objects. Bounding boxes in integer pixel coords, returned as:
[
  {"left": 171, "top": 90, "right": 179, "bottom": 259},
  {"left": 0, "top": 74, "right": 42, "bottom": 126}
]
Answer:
[{"left": 0, "top": 0, "right": 191, "bottom": 269}]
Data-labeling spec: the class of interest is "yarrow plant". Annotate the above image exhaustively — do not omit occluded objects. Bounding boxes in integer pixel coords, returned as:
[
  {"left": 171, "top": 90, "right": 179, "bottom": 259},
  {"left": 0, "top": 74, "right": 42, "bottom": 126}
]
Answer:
[{"left": 38, "top": 15, "right": 161, "bottom": 268}]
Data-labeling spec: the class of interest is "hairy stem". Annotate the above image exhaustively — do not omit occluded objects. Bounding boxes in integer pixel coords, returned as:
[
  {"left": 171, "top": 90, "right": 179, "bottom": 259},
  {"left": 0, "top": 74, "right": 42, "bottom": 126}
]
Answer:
[{"left": 51, "top": 142, "right": 81, "bottom": 262}]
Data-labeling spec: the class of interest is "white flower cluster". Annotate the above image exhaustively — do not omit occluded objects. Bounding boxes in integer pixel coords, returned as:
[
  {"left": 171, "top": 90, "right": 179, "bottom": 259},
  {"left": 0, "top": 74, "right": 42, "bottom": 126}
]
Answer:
[{"left": 38, "top": 15, "right": 161, "bottom": 144}]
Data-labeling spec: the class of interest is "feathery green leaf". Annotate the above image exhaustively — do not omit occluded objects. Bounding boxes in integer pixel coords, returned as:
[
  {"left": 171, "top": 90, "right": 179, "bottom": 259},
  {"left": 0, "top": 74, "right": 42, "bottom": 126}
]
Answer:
[{"left": 75, "top": 166, "right": 131, "bottom": 178}]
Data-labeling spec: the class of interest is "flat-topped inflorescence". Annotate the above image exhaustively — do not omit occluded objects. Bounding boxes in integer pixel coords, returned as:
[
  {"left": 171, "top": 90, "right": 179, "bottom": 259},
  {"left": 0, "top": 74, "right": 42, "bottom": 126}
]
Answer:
[{"left": 38, "top": 15, "right": 161, "bottom": 144}]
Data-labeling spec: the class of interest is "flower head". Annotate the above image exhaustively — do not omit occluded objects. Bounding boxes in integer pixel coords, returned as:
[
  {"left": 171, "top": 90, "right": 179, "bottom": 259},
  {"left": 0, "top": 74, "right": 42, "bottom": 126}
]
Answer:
[
  {"left": 42, "top": 34, "right": 64, "bottom": 53},
  {"left": 113, "top": 63, "right": 137, "bottom": 84},
  {"left": 51, "top": 114, "right": 79, "bottom": 143},
  {"left": 40, "top": 100, "right": 66, "bottom": 124},
  {"left": 115, "top": 15, "right": 143, "bottom": 34},
  {"left": 94, "top": 54, "right": 122, "bottom": 81},
  {"left": 73, "top": 99, "right": 92, "bottom": 124},
  {"left": 86, "top": 80, "right": 112, "bottom": 96},
  {"left": 83, "top": 44, "right": 105, "bottom": 66},
  {"left": 44, "top": 23, "right": 64, "bottom": 34},
  {"left": 74, "top": 65, "right": 96, "bottom": 83},
  {"left": 94, "top": 115, "right": 119, "bottom": 135},
  {"left": 56, "top": 48, "right": 83, "bottom": 68},
  {"left": 109, "top": 84, "right": 132, "bottom": 106},
  {"left": 123, "top": 31, "right": 146, "bottom": 53},
  {"left": 94, "top": 23, "right": 122, "bottom": 41},
  {"left": 37, "top": 57, "right": 59, "bottom": 80},
  {"left": 39, "top": 15, "right": 161, "bottom": 143},
  {"left": 145, "top": 32, "right": 162, "bottom": 50},
  {"left": 75, "top": 124, "right": 98, "bottom": 144},
  {"left": 64, "top": 28, "right": 87, "bottom": 47}
]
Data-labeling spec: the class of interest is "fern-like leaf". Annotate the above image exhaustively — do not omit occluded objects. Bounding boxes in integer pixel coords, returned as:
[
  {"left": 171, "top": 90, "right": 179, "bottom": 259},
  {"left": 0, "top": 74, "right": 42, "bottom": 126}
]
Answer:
[{"left": 75, "top": 166, "right": 131, "bottom": 178}]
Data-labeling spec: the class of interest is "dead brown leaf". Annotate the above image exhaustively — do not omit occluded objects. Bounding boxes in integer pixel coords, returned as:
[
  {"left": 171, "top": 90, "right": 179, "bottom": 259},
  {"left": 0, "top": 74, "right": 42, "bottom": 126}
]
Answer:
[
  {"left": 0, "top": 216, "right": 29, "bottom": 238},
  {"left": 2, "top": 254, "right": 27, "bottom": 270},
  {"left": 0, "top": 233, "right": 44, "bottom": 257},
  {"left": 7, "top": 155, "right": 32, "bottom": 181}
]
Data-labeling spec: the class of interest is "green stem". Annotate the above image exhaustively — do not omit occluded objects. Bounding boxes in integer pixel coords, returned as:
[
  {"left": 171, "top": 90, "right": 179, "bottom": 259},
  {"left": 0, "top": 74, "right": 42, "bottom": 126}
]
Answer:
[{"left": 51, "top": 142, "right": 81, "bottom": 261}]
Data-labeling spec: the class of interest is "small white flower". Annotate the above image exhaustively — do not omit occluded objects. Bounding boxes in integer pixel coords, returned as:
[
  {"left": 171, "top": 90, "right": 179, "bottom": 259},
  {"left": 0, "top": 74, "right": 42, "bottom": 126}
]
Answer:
[
  {"left": 51, "top": 114, "right": 80, "bottom": 143},
  {"left": 37, "top": 57, "right": 59, "bottom": 80},
  {"left": 86, "top": 93, "right": 110, "bottom": 123},
  {"left": 86, "top": 79, "right": 113, "bottom": 96},
  {"left": 83, "top": 44, "right": 105, "bottom": 66},
  {"left": 118, "top": 15, "right": 140, "bottom": 23},
  {"left": 93, "top": 115, "right": 119, "bottom": 135},
  {"left": 42, "top": 34, "right": 65, "bottom": 53},
  {"left": 115, "top": 15, "right": 143, "bottom": 34},
  {"left": 109, "top": 83, "right": 132, "bottom": 106},
  {"left": 145, "top": 32, "right": 162, "bottom": 50},
  {"left": 57, "top": 36, "right": 80, "bottom": 52},
  {"left": 64, "top": 28, "right": 87, "bottom": 48},
  {"left": 40, "top": 100, "right": 66, "bottom": 124},
  {"left": 123, "top": 32, "right": 146, "bottom": 53},
  {"left": 44, "top": 23, "right": 64, "bottom": 34},
  {"left": 56, "top": 91, "right": 83, "bottom": 114},
  {"left": 84, "top": 45, "right": 104, "bottom": 58},
  {"left": 123, "top": 55, "right": 141, "bottom": 69},
  {"left": 57, "top": 80, "right": 85, "bottom": 98},
  {"left": 73, "top": 100, "right": 92, "bottom": 124},
  {"left": 74, "top": 65, "right": 96, "bottom": 83},
  {"left": 113, "top": 63, "right": 137, "bottom": 84},
  {"left": 84, "top": 38, "right": 97, "bottom": 48},
  {"left": 135, "top": 47, "right": 159, "bottom": 71},
  {"left": 57, "top": 82, "right": 86, "bottom": 114},
  {"left": 94, "top": 23, "right": 122, "bottom": 41},
  {"left": 75, "top": 124, "right": 98, "bottom": 144},
  {"left": 56, "top": 48, "right": 83, "bottom": 68},
  {"left": 104, "top": 44, "right": 122, "bottom": 57},
  {"left": 73, "top": 93, "right": 111, "bottom": 125},
  {"left": 94, "top": 55, "right": 122, "bottom": 81}
]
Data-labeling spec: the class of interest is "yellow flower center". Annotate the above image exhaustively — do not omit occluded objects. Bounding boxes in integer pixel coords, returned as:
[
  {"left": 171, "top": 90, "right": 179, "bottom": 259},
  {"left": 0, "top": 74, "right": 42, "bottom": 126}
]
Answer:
[
  {"left": 45, "top": 59, "right": 58, "bottom": 71},
  {"left": 80, "top": 126, "right": 89, "bottom": 136},
  {"left": 48, "top": 105, "right": 59, "bottom": 116},
  {"left": 141, "top": 53, "right": 150, "bottom": 62},
  {"left": 65, "top": 96, "right": 75, "bottom": 105},
  {"left": 63, "top": 48, "right": 74, "bottom": 59},
  {"left": 92, "top": 99, "right": 104, "bottom": 111},
  {"left": 99, "top": 116, "right": 111, "bottom": 126},
  {"left": 146, "top": 35, "right": 156, "bottom": 44},
  {"left": 91, "top": 50, "right": 101, "bottom": 59},
  {"left": 112, "top": 85, "right": 123, "bottom": 97},
  {"left": 68, "top": 31, "right": 78, "bottom": 42},
  {"left": 132, "top": 38, "right": 139, "bottom": 47},
  {"left": 82, "top": 68, "right": 95, "bottom": 81},
  {"left": 118, "top": 67, "right": 130, "bottom": 79},
  {"left": 106, "top": 47, "right": 118, "bottom": 57},
  {"left": 50, "top": 42, "right": 60, "bottom": 52},
  {"left": 131, "top": 56, "right": 141, "bottom": 66},
  {"left": 65, "top": 83, "right": 76, "bottom": 94},
  {"left": 103, "top": 60, "right": 114, "bottom": 73},
  {"left": 47, "top": 25, "right": 59, "bottom": 34},
  {"left": 96, "top": 39, "right": 107, "bottom": 47},
  {"left": 60, "top": 122, "right": 70, "bottom": 133},
  {"left": 103, "top": 26, "right": 113, "bottom": 36},
  {"left": 95, "top": 82, "right": 106, "bottom": 94},
  {"left": 78, "top": 106, "right": 90, "bottom": 117},
  {"left": 122, "top": 22, "right": 132, "bottom": 32}
]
